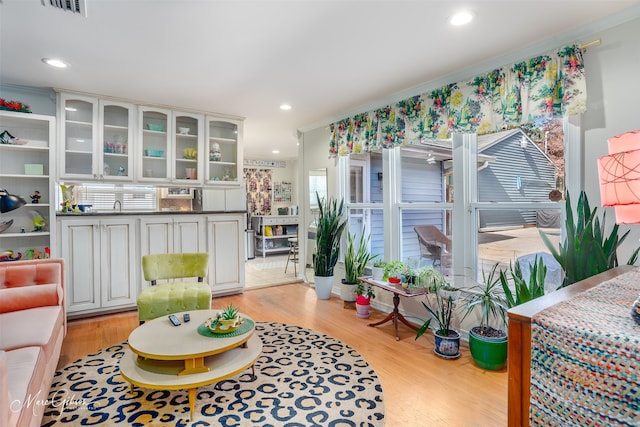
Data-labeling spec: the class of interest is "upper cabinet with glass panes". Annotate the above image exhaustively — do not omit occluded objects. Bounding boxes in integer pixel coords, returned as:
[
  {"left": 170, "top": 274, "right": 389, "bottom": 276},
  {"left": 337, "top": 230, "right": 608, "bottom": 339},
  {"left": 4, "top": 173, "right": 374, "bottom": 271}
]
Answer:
[
  {"left": 205, "top": 117, "right": 242, "bottom": 187},
  {"left": 58, "top": 93, "right": 135, "bottom": 182},
  {"left": 57, "top": 91, "right": 243, "bottom": 187},
  {"left": 173, "top": 112, "right": 204, "bottom": 184}
]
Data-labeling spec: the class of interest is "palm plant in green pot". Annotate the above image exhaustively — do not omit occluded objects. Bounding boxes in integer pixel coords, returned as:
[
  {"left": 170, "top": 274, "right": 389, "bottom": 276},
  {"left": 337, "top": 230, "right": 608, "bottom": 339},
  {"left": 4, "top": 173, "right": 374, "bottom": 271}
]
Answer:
[
  {"left": 313, "top": 193, "right": 347, "bottom": 299},
  {"left": 462, "top": 263, "right": 509, "bottom": 370},
  {"left": 341, "top": 231, "right": 378, "bottom": 302},
  {"left": 416, "top": 279, "right": 460, "bottom": 359}
]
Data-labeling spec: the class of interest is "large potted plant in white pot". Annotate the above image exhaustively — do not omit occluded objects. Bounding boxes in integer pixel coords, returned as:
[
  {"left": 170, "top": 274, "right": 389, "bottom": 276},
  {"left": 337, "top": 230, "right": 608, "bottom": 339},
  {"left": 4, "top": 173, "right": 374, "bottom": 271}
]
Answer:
[
  {"left": 313, "top": 193, "right": 347, "bottom": 299},
  {"left": 341, "top": 231, "right": 377, "bottom": 302}
]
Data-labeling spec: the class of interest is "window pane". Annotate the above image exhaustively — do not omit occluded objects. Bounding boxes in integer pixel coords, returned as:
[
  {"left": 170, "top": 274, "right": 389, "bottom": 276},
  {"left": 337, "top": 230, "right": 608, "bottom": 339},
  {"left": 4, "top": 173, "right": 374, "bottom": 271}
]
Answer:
[
  {"left": 401, "top": 209, "right": 452, "bottom": 275},
  {"left": 350, "top": 164, "right": 364, "bottom": 203},
  {"left": 478, "top": 125, "right": 562, "bottom": 204},
  {"left": 348, "top": 208, "right": 384, "bottom": 260},
  {"left": 400, "top": 146, "right": 450, "bottom": 203},
  {"left": 477, "top": 209, "right": 561, "bottom": 290},
  {"left": 369, "top": 152, "right": 383, "bottom": 202}
]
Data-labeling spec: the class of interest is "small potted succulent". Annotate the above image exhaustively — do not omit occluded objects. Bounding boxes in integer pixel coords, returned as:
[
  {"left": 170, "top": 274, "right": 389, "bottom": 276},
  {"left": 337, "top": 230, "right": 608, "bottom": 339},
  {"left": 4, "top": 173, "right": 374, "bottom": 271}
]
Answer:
[
  {"left": 205, "top": 304, "right": 243, "bottom": 334},
  {"left": 355, "top": 282, "right": 376, "bottom": 318}
]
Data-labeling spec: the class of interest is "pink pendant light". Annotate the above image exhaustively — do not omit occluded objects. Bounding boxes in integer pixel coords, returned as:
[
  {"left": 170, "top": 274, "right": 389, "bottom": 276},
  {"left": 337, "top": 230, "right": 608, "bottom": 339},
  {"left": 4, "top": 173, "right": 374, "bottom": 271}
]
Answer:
[{"left": 597, "top": 130, "right": 640, "bottom": 224}]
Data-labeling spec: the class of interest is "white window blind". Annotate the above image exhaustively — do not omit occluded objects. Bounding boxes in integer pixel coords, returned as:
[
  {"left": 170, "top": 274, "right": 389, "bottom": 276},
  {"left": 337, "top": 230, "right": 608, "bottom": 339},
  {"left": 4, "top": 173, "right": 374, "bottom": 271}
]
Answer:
[{"left": 72, "top": 183, "right": 158, "bottom": 211}]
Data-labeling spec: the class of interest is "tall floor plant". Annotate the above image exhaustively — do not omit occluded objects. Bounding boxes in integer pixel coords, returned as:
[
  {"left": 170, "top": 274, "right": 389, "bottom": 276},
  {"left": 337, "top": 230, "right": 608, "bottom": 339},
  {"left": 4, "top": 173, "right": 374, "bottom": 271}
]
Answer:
[
  {"left": 313, "top": 193, "right": 347, "bottom": 277},
  {"left": 540, "top": 191, "right": 639, "bottom": 287}
]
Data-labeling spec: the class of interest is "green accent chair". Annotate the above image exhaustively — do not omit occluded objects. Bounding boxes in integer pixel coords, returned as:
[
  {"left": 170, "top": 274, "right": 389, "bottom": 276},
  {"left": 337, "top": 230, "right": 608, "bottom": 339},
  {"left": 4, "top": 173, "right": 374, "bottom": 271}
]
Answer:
[{"left": 137, "top": 252, "right": 212, "bottom": 322}]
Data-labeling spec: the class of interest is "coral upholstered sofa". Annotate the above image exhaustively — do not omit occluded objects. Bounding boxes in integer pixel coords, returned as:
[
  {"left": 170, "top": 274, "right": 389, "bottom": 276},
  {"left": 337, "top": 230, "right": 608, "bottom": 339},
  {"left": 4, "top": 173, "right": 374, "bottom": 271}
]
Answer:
[{"left": 0, "top": 259, "right": 66, "bottom": 427}]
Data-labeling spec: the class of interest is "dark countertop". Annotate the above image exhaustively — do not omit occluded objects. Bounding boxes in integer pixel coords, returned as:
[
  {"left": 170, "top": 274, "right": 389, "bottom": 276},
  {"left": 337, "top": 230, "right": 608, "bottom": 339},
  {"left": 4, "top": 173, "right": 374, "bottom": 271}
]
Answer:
[{"left": 57, "top": 210, "right": 246, "bottom": 217}]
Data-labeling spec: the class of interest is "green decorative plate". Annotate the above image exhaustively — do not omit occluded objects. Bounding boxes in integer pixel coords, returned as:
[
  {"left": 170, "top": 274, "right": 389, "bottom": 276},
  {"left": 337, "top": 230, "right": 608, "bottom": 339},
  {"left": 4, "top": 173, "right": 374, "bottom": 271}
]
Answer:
[{"left": 197, "top": 318, "right": 254, "bottom": 338}]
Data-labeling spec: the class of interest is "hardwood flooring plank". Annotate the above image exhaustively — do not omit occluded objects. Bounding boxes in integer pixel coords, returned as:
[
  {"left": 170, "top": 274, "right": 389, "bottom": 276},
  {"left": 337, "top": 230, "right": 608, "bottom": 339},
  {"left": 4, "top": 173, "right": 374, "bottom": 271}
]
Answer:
[{"left": 59, "top": 283, "right": 507, "bottom": 426}]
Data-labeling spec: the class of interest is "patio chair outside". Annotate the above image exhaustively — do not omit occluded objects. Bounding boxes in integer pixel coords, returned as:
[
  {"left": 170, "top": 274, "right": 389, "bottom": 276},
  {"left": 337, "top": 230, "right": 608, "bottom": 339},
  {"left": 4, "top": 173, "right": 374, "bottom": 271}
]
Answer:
[{"left": 414, "top": 225, "right": 452, "bottom": 267}]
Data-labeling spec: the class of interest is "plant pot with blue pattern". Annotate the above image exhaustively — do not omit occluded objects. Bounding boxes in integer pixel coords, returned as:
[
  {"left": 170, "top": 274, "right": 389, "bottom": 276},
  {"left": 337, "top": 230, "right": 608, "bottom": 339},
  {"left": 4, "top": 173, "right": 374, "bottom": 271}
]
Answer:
[{"left": 433, "top": 329, "right": 461, "bottom": 358}]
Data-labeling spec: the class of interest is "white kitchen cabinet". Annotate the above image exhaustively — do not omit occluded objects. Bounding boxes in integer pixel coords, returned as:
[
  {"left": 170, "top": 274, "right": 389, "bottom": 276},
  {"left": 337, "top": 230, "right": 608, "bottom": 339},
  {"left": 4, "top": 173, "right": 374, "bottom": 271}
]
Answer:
[
  {"left": 204, "top": 117, "right": 243, "bottom": 187},
  {"left": 59, "top": 217, "right": 137, "bottom": 314},
  {"left": 58, "top": 93, "right": 135, "bottom": 181},
  {"left": 0, "top": 111, "right": 56, "bottom": 259},
  {"left": 139, "top": 215, "right": 206, "bottom": 258},
  {"left": 173, "top": 112, "right": 204, "bottom": 185},
  {"left": 206, "top": 213, "right": 245, "bottom": 295}
]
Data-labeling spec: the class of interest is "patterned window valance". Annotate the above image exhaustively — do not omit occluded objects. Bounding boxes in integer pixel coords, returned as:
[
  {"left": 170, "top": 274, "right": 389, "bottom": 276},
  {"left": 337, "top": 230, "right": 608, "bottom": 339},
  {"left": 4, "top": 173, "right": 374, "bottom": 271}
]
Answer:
[{"left": 329, "top": 44, "right": 586, "bottom": 157}]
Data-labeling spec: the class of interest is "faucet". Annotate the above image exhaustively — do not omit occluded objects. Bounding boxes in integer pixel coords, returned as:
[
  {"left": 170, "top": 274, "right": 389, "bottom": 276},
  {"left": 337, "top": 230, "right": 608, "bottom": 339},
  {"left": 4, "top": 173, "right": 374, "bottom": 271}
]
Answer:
[{"left": 113, "top": 200, "right": 122, "bottom": 212}]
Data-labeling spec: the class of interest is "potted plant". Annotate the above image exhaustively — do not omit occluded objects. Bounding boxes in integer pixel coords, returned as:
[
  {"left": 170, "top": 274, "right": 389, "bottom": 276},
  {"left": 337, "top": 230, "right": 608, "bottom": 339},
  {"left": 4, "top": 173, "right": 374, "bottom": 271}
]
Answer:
[
  {"left": 383, "top": 260, "right": 404, "bottom": 284},
  {"left": 462, "top": 263, "right": 509, "bottom": 370},
  {"left": 416, "top": 265, "right": 448, "bottom": 292},
  {"left": 371, "top": 260, "right": 386, "bottom": 281},
  {"left": 415, "top": 285, "right": 460, "bottom": 359},
  {"left": 500, "top": 256, "right": 546, "bottom": 308},
  {"left": 313, "top": 193, "right": 348, "bottom": 299},
  {"left": 540, "top": 191, "right": 640, "bottom": 288},
  {"left": 355, "top": 282, "right": 375, "bottom": 318},
  {"left": 341, "top": 231, "right": 378, "bottom": 302}
]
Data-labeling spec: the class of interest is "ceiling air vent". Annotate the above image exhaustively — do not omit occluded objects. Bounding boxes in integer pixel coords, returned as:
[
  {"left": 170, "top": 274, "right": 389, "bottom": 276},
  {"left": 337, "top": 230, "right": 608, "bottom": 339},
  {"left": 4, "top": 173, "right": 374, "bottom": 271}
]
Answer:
[{"left": 42, "top": 0, "right": 87, "bottom": 17}]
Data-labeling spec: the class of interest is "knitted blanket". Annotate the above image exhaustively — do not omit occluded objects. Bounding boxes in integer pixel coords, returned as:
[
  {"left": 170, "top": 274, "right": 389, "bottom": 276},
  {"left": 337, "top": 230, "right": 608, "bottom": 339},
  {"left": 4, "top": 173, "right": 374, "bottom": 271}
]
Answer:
[{"left": 530, "top": 268, "right": 640, "bottom": 426}]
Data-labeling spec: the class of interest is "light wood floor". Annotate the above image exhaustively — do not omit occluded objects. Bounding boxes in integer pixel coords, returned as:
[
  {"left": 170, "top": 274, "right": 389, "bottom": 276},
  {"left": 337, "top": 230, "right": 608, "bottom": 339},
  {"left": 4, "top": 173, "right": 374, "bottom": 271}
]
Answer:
[{"left": 60, "top": 283, "right": 507, "bottom": 426}]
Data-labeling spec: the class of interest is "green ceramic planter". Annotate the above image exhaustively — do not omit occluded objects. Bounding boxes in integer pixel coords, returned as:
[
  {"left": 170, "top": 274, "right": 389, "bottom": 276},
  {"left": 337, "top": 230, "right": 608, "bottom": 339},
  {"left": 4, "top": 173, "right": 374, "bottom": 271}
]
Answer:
[{"left": 468, "top": 329, "right": 508, "bottom": 370}]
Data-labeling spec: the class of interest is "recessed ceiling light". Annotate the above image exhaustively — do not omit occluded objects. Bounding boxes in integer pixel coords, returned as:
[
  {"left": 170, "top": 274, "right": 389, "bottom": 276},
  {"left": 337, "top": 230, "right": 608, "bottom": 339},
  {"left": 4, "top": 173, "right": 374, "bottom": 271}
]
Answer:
[
  {"left": 42, "top": 58, "right": 69, "bottom": 68},
  {"left": 450, "top": 11, "right": 473, "bottom": 26},
  {"left": 280, "top": 104, "right": 292, "bottom": 111},
  {"left": 272, "top": 150, "right": 280, "bottom": 154}
]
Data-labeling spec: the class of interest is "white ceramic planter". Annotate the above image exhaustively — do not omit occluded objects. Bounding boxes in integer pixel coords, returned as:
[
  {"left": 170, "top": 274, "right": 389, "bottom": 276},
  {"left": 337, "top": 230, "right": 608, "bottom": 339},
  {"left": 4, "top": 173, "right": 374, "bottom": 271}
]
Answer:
[
  {"left": 371, "top": 266, "right": 384, "bottom": 281},
  {"left": 314, "top": 275, "right": 334, "bottom": 299},
  {"left": 340, "top": 280, "right": 357, "bottom": 302}
]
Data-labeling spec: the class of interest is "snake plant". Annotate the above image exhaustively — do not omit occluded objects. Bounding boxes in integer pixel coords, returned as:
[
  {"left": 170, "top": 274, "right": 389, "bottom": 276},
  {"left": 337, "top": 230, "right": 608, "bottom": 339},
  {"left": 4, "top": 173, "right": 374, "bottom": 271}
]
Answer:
[
  {"left": 313, "top": 193, "right": 347, "bottom": 277},
  {"left": 344, "top": 231, "right": 377, "bottom": 284},
  {"left": 540, "top": 191, "right": 639, "bottom": 287}
]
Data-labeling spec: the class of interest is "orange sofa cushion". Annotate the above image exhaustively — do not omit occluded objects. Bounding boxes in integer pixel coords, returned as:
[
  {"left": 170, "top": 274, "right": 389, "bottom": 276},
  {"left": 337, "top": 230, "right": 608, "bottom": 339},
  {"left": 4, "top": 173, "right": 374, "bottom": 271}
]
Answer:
[
  {"left": 0, "top": 283, "right": 59, "bottom": 313},
  {"left": 0, "top": 262, "right": 61, "bottom": 289}
]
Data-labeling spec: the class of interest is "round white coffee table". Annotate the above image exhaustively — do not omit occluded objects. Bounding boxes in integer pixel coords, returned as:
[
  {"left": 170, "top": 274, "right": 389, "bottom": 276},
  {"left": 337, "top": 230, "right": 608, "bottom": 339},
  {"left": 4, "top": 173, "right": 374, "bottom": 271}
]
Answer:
[{"left": 119, "top": 309, "right": 262, "bottom": 420}]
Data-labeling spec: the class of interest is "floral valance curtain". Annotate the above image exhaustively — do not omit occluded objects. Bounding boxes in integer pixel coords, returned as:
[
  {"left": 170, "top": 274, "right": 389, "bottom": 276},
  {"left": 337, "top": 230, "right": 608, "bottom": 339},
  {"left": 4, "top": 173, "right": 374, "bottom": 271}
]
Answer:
[{"left": 329, "top": 44, "right": 586, "bottom": 157}]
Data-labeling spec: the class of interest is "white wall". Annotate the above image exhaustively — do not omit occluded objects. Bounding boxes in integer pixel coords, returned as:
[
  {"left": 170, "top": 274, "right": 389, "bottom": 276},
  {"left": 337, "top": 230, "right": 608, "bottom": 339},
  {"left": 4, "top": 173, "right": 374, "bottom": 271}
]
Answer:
[
  {"left": 0, "top": 84, "right": 56, "bottom": 116},
  {"left": 583, "top": 17, "right": 640, "bottom": 262}
]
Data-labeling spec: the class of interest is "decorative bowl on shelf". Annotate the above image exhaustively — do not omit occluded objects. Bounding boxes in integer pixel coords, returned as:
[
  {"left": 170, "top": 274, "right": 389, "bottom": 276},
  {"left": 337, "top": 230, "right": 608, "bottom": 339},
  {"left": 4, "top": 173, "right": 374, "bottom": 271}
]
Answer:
[
  {"left": 146, "top": 123, "right": 164, "bottom": 132},
  {"left": 0, "top": 219, "right": 14, "bottom": 233},
  {"left": 144, "top": 149, "right": 164, "bottom": 157},
  {"left": 178, "top": 127, "right": 190, "bottom": 135},
  {"left": 204, "top": 315, "right": 244, "bottom": 334}
]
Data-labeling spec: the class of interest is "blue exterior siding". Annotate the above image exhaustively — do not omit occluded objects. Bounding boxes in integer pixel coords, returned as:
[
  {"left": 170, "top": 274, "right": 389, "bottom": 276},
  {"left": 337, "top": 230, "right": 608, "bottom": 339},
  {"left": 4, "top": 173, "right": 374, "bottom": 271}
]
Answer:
[{"left": 478, "top": 131, "right": 557, "bottom": 229}]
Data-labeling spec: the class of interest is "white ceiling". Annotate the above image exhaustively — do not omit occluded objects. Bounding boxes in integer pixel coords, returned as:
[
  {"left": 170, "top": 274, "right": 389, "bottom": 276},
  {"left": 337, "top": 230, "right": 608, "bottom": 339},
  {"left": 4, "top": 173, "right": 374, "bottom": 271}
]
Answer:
[{"left": 1, "top": 1, "right": 639, "bottom": 161}]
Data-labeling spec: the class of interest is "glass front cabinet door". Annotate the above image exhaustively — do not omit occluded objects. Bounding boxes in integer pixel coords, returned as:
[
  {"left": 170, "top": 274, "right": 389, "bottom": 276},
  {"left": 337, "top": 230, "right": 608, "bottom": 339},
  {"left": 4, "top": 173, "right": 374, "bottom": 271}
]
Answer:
[
  {"left": 58, "top": 93, "right": 98, "bottom": 179},
  {"left": 205, "top": 117, "right": 242, "bottom": 187},
  {"left": 100, "top": 100, "right": 135, "bottom": 181},
  {"left": 59, "top": 93, "right": 134, "bottom": 181},
  {"left": 173, "top": 112, "right": 204, "bottom": 184},
  {"left": 138, "top": 106, "right": 171, "bottom": 182}
]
